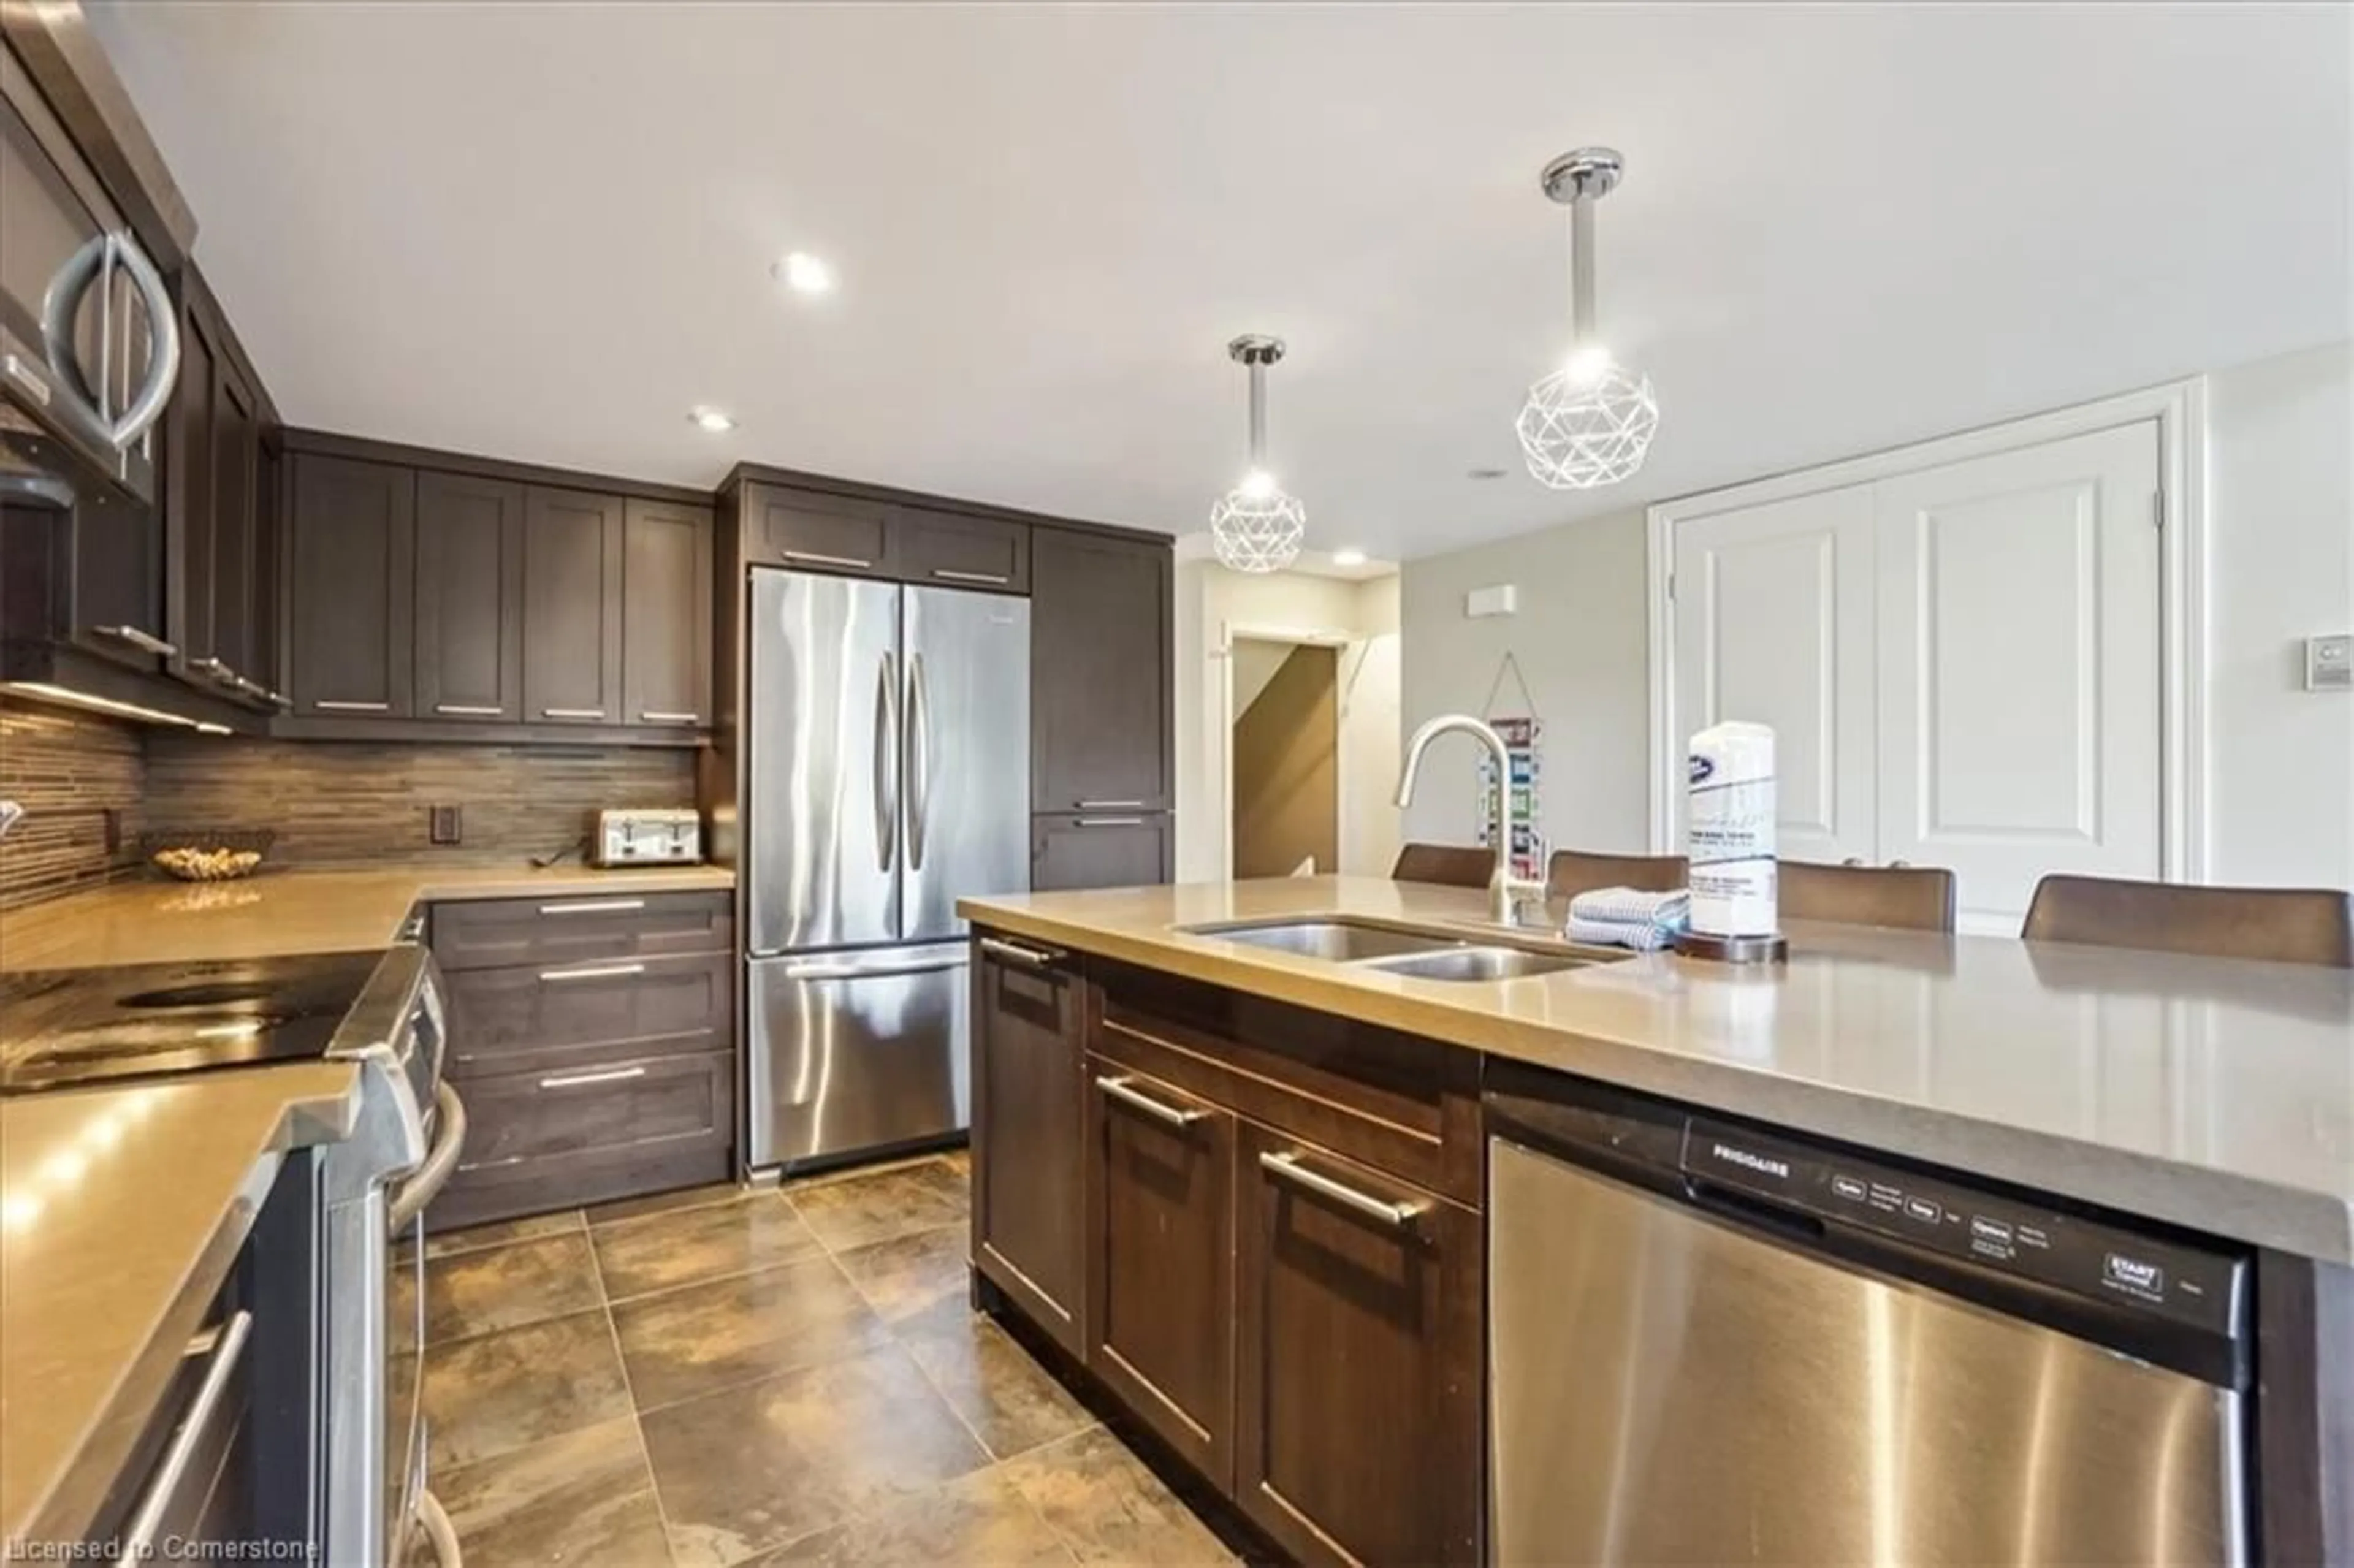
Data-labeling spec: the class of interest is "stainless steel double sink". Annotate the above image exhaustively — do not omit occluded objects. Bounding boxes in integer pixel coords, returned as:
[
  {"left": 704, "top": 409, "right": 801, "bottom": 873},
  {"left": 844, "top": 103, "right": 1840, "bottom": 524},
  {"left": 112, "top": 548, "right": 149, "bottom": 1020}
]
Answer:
[{"left": 1181, "top": 917, "right": 1618, "bottom": 983}]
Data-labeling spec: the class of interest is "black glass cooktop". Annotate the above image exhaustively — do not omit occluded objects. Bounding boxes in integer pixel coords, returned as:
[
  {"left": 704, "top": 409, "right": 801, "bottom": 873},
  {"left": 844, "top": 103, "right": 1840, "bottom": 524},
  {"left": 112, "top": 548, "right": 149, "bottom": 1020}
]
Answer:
[{"left": 0, "top": 951, "right": 389, "bottom": 1094}]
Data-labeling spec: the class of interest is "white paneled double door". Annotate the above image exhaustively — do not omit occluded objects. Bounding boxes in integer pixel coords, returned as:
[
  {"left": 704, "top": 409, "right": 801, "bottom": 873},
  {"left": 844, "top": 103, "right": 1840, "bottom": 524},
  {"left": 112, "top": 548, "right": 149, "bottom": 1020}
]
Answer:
[{"left": 1667, "top": 420, "right": 2163, "bottom": 933}]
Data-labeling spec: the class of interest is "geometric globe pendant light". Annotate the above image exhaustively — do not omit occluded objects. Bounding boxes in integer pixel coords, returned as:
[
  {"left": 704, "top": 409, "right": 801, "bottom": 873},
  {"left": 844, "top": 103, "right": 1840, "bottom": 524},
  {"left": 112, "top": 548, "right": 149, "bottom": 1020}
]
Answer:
[
  {"left": 1209, "top": 333, "right": 1305, "bottom": 573},
  {"left": 1517, "top": 147, "right": 1659, "bottom": 490}
]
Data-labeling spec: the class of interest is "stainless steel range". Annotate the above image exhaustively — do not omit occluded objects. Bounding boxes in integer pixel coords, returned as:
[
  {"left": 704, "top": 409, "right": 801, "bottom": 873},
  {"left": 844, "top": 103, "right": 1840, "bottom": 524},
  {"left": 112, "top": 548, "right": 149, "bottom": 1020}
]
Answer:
[{"left": 0, "top": 942, "right": 467, "bottom": 1565}]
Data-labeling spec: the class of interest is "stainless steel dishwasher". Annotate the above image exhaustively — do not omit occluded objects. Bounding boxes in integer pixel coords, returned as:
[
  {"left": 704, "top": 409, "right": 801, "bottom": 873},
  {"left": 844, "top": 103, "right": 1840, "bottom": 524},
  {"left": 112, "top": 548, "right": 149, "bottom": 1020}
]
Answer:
[{"left": 1485, "top": 1067, "right": 2250, "bottom": 1566}]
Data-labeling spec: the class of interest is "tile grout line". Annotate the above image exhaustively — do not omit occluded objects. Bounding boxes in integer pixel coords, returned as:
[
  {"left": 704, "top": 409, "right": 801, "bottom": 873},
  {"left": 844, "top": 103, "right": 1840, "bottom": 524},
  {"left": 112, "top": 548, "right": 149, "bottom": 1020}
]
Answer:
[{"left": 586, "top": 1223, "right": 685, "bottom": 1568}]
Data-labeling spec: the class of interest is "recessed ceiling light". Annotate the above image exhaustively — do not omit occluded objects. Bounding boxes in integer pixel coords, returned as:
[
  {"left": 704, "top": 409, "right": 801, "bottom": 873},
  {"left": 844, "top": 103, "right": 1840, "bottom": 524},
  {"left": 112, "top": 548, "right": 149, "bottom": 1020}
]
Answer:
[
  {"left": 1330, "top": 548, "right": 1368, "bottom": 568},
  {"left": 1468, "top": 467, "right": 1510, "bottom": 481},
  {"left": 689, "top": 406, "right": 736, "bottom": 433},
  {"left": 774, "top": 252, "right": 836, "bottom": 294}
]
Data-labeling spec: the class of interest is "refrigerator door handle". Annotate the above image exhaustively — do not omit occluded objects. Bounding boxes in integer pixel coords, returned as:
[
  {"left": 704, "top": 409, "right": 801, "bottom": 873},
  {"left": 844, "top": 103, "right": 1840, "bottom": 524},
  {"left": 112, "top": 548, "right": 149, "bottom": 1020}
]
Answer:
[
  {"left": 875, "top": 649, "right": 900, "bottom": 871},
  {"left": 907, "top": 651, "right": 932, "bottom": 872}
]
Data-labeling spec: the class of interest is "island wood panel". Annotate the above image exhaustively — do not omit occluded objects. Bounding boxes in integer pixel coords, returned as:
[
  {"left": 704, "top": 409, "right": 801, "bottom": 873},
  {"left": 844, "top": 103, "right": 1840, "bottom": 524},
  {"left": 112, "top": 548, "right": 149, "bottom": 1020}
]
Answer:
[
  {"left": 1083, "top": 1056, "right": 1236, "bottom": 1490},
  {"left": 1094, "top": 961, "right": 1482, "bottom": 1208},
  {"left": 970, "top": 938, "right": 1088, "bottom": 1355},
  {"left": 2255, "top": 1250, "right": 2353, "bottom": 1567},
  {"left": 1235, "top": 1121, "right": 1483, "bottom": 1567}
]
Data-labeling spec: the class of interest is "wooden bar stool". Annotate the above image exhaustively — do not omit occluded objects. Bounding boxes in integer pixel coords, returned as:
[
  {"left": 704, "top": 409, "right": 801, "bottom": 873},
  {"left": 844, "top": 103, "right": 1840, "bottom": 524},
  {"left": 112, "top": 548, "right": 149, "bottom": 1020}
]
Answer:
[
  {"left": 1390, "top": 842, "right": 1496, "bottom": 889},
  {"left": 1545, "top": 849, "right": 1689, "bottom": 904},
  {"left": 2022, "top": 874, "right": 2354, "bottom": 967},
  {"left": 1779, "top": 860, "right": 1957, "bottom": 933}
]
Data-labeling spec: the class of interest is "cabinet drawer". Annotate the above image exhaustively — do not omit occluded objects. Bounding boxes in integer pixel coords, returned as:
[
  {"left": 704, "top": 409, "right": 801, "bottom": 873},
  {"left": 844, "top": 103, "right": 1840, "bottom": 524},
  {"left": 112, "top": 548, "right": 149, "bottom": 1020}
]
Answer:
[
  {"left": 899, "top": 508, "right": 1029, "bottom": 594},
  {"left": 433, "top": 1050, "right": 733, "bottom": 1228},
  {"left": 746, "top": 484, "right": 894, "bottom": 577},
  {"left": 430, "top": 890, "right": 731, "bottom": 970},
  {"left": 443, "top": 952, "right": 731, "bottom": 1081}
]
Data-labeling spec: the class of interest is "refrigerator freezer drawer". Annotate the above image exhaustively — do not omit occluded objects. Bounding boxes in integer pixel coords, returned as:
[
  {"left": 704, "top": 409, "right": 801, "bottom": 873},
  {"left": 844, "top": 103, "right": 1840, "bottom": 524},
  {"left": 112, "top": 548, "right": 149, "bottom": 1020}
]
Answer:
[{"left": 747, "top": 944, "right": 970, "bottom": 1168}]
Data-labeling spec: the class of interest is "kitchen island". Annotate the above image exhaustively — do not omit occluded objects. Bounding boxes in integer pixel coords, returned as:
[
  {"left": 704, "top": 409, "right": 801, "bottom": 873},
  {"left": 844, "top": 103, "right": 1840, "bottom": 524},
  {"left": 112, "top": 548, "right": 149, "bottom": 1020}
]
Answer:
[{"left": 959, "top": 875, "right": 2352, "bottom": 1567}]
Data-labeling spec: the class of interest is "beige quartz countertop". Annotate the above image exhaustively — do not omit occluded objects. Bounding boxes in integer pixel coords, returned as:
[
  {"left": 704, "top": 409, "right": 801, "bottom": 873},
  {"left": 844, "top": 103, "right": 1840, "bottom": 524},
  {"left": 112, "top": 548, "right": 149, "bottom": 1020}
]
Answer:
[
  {"left": 0, "top": 862, "right": 735, "bottom": 972},
  {"left": 1, "top": 1062, "right": 362, "bottom": 1548},
  {"left": 960, "top": 876, "right": 2354, "bottom": 1263}
]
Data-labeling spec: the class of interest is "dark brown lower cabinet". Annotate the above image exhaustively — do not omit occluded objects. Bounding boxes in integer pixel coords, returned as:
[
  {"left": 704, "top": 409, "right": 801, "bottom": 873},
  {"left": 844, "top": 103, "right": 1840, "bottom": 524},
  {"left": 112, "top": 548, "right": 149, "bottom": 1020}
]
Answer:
[
  {"left": 1033, "top": 812, "right": 1172, "bottom": 891},
  {"left": 972, "top": 936, "right": 1087, "bottom": 1355},
  {"left": 1234, "top": 1124, "right": 1483, "bottom": 1567},
  {"left": 1084, "top": 1057, "right": 1235, "bottom": 1488}
]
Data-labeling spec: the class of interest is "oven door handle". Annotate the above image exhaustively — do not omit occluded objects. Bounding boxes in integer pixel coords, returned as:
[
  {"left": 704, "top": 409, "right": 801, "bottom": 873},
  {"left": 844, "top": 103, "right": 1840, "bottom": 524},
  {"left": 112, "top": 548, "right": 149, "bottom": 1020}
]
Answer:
[{"left": 388, "top": 1083, "right": 467, "bottom": 1234}]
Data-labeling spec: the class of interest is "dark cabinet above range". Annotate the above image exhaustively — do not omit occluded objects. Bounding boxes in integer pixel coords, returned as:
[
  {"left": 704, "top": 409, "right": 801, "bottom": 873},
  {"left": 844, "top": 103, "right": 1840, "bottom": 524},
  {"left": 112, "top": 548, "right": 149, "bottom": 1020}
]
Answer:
[{"left": 277, "top": 432, "right": 712, "bottom": 745}]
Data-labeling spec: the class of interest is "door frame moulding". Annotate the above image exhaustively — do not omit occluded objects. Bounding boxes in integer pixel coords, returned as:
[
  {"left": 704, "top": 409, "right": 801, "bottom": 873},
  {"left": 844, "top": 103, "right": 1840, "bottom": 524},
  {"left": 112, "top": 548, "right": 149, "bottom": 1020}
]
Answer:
[
  {"left": 1642, "top": 376, "right": 2211, "bottom": 881},
  {"left": 1216, "top": 618, "right": 1354, "bottom": 880}
]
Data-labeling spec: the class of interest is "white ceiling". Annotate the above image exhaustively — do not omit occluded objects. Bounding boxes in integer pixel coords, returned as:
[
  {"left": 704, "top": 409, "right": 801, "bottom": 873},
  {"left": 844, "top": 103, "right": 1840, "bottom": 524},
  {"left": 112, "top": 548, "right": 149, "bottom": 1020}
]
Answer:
[{"left": 91, "top": 2, "right": 2352, "bottom": 561}]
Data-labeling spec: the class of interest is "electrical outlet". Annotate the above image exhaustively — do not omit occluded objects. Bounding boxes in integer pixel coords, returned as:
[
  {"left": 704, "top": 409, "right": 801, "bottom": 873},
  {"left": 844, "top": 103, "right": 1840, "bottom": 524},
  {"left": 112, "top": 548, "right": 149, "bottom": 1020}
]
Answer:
[
  {"left": 429, "top": 805, "right": 462, "bottom": 845},
  {"left": 2306, "top": 633, "right": 2352, "bottom": 692}
]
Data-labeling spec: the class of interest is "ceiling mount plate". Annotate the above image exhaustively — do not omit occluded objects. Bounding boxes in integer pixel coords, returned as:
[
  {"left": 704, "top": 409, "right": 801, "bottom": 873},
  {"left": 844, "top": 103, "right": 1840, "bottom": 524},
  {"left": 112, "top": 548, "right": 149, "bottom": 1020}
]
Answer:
[
  {"left": 1228, "top": 333, "right": 1286, "bottom": 366},
  {"left": 1541, "top": 147, "right": 1625, "bottom": 204}
]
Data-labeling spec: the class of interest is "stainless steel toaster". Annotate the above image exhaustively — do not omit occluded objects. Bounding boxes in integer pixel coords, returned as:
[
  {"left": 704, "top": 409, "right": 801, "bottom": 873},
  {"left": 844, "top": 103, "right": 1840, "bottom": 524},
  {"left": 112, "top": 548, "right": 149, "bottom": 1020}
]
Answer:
[{"left": 592, "top": 808, "right": 703, "bottom": 867}]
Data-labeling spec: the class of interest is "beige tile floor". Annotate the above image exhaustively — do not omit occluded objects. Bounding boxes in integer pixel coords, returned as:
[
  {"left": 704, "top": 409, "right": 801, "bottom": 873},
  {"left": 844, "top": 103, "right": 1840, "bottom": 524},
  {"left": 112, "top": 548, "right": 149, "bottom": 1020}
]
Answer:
[{"left": 421, "top": 1151, "right": 1240, "bottom": 1567}]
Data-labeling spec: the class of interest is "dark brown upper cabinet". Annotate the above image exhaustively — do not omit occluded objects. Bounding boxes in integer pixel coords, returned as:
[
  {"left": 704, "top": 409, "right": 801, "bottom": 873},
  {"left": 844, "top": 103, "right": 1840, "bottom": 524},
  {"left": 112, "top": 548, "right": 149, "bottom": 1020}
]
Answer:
[
  {"left": 520, "top": 485, "right": 623, "bottom": 726},
  {"left": 162, "top": 266, "right": 280, "bottom": 711},
  {"left": 971, "top": 936, "right": 1087, "bottom": 1357},
  {"left": 287, "top": 453, "right": 416, "bottom": 718},
  {"left": 413, "top": 471, "right": 525, "bottom": 722},
  {"left": 899, "top": 506, "right": 1029, "bottom": 595},
  {"left": 1032, "top": 529, "right": 1173, "bottom": 813},
  {"left": 744, "top": 484, "right": 895, "bottom": 577},
  {"left": 622, "top": 499, "right": 712, "bottom": 729}
]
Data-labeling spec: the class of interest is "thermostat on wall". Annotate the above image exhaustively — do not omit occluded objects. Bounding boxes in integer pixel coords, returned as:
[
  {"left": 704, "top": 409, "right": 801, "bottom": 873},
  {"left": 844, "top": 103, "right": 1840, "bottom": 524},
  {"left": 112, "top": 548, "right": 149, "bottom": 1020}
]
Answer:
[
  {"left": 2306, "top": 633, "right": 2352, "bottom": 691},
  {"left": 1466, "top": 584, "right": 1518, "bottom": 618}
]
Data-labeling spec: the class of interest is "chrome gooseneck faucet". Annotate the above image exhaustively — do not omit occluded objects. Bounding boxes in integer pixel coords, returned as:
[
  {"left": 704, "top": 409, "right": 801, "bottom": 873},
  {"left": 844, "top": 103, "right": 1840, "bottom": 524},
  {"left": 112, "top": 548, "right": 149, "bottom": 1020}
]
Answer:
[{"left": 1394, "top": 715, "right": 1545, "bottom": 926}]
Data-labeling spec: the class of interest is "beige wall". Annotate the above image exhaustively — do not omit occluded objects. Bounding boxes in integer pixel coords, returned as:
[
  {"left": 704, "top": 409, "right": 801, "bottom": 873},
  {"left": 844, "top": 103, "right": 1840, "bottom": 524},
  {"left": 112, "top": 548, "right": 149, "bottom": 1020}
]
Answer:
[
  {"left": 1396, "top": 340, "right": 2354, "bottom": 892},
  {"left": 1175, "top": 558, "right": 1403, "bottom": 881},
  {"left": 1397, "top": 508, "right": 1651, "bottom": 858}
]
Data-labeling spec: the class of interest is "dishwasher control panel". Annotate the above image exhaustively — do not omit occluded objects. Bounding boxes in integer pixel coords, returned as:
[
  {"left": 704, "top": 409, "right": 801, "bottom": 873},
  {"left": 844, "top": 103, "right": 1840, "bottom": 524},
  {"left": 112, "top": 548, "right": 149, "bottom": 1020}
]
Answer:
[{"left": 1683, "top": 1118, "right": 2245, "bottom": 1337}]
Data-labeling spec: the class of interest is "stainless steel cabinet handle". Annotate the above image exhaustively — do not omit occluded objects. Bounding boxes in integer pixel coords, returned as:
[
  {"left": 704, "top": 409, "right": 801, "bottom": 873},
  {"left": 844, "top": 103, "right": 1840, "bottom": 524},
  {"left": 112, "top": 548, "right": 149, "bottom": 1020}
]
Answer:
[
  {"left": 932, "top": 568, "right": 1011, "bottom": 585},
  {"left": 875, "top": 649, "right": 899, "bottom": 873},
  {"left": 1889, "top": 859, "right": 1913, "bottom": 869},
  {"left": 93, "top": 624, "right": 177, "bottom": 657},
  {"left": 42, "top": 230, "right": 181, "bottom": 451},
  {"left": 314, "top": 699, "right": 391, "bottom": 713},
  {"left": 907, "top": 650, "right": 932, "bottom": 872},
  {"left": 541, "top": 707, "right": 606, "bottom": 720},
  {"left": 639, "top": 710, "right": 701, "bottom": 724},
  {"left": 1096, "top": 1075, "right": 1208, "bottom": 1128},
  {"left": 539, "top": 962, "right": 647, "bottom": 982},
  {"left": 388, "top": 1084, "right": 467, "bottom": 1231},
  {"left": 2, "top": 351, "right": 51, "bottom": 405},
  {"left": 118, "top": 1308, "right": 254, "bottom": 1557},
  {"left": 189, "top": 656, "right": 234, "bottom": 681},
  {"left": 978, "top": 935, "right": 1061, "bottom": 969},
  {"left": 536, "top": 897, "right": 645, "bottom": 915},
  {"left": 1840, "top": 856, "right": 1865, "bottom": 867},
  {"left": 262, "top": 690, "right": 292, "bottom": 709},
  {"left": 1259, "top": 1151, "right": 1426, "bottom": 1229},
  {"left": 541, "top": 1065, "right": 647, "bottom": 1090},
  {"left": 782, "top": 549, "right": 873, "bottom": 569},
  {"left": 1076, "top": 799, "right": 1147, "bottom": 809},
  {"left": 414, "top": 1486, "right": 463, "bottom": 1568},
  {"left": 435, "top": 703, "right": 504, "bottom": 717},
  {"left": 1076, "top": 816, "right": 1145, "bottom": 828}
]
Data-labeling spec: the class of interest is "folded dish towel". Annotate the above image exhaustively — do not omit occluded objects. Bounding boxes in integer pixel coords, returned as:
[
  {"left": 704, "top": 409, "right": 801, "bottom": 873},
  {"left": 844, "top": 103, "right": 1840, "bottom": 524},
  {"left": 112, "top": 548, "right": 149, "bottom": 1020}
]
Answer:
[{"left": 1564, "top": 886, "right": 1691, "bottom": 952}]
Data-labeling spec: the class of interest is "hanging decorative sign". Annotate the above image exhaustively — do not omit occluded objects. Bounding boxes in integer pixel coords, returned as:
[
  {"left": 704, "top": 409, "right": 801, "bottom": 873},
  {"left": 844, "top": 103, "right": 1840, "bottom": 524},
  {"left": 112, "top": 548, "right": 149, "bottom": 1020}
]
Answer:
[{"left": 1477, "top": 715, "right": 1545, "bottom": 883}]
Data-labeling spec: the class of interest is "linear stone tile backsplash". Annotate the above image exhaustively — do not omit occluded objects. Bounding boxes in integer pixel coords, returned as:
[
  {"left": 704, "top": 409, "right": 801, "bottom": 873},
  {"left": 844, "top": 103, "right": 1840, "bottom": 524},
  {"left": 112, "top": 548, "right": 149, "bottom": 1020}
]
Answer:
[
  {"left": 143, "top": 735, "right": 697, "bottom": 870},
  {"left": 0, "top": 700, "right": 149, "bottom": 910}
]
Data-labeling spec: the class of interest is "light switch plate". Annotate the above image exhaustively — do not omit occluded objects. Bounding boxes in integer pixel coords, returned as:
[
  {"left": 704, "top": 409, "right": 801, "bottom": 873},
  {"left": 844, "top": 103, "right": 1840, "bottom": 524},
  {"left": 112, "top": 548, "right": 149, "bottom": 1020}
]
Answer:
[{"left": 2306, "top": 633, "right": 2352, "bottom": 691}]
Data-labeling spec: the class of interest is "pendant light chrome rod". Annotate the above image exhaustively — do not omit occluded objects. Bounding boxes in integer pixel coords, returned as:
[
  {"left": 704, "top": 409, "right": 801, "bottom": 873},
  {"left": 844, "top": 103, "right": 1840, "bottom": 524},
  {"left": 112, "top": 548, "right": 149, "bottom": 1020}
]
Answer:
[
  {"left": 1247, "top": 360, "right": 1268, "bottom": 469},
  {"left": 1541, "top": 148, "right": 1623, "bottom": 352},
  {"left": 1228, "top": 333, "right": 1284, "bottom": 474},
  {"left": 1569, "top": 197, "right": 1597, "bottom": 348}
]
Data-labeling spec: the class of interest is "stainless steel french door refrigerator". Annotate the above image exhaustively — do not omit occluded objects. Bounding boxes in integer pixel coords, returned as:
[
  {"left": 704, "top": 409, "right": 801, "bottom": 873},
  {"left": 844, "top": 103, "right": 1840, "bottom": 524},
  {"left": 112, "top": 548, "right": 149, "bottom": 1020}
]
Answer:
[{"left": 744, "top": 567, "right": 1030, "bottom": 1169}]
